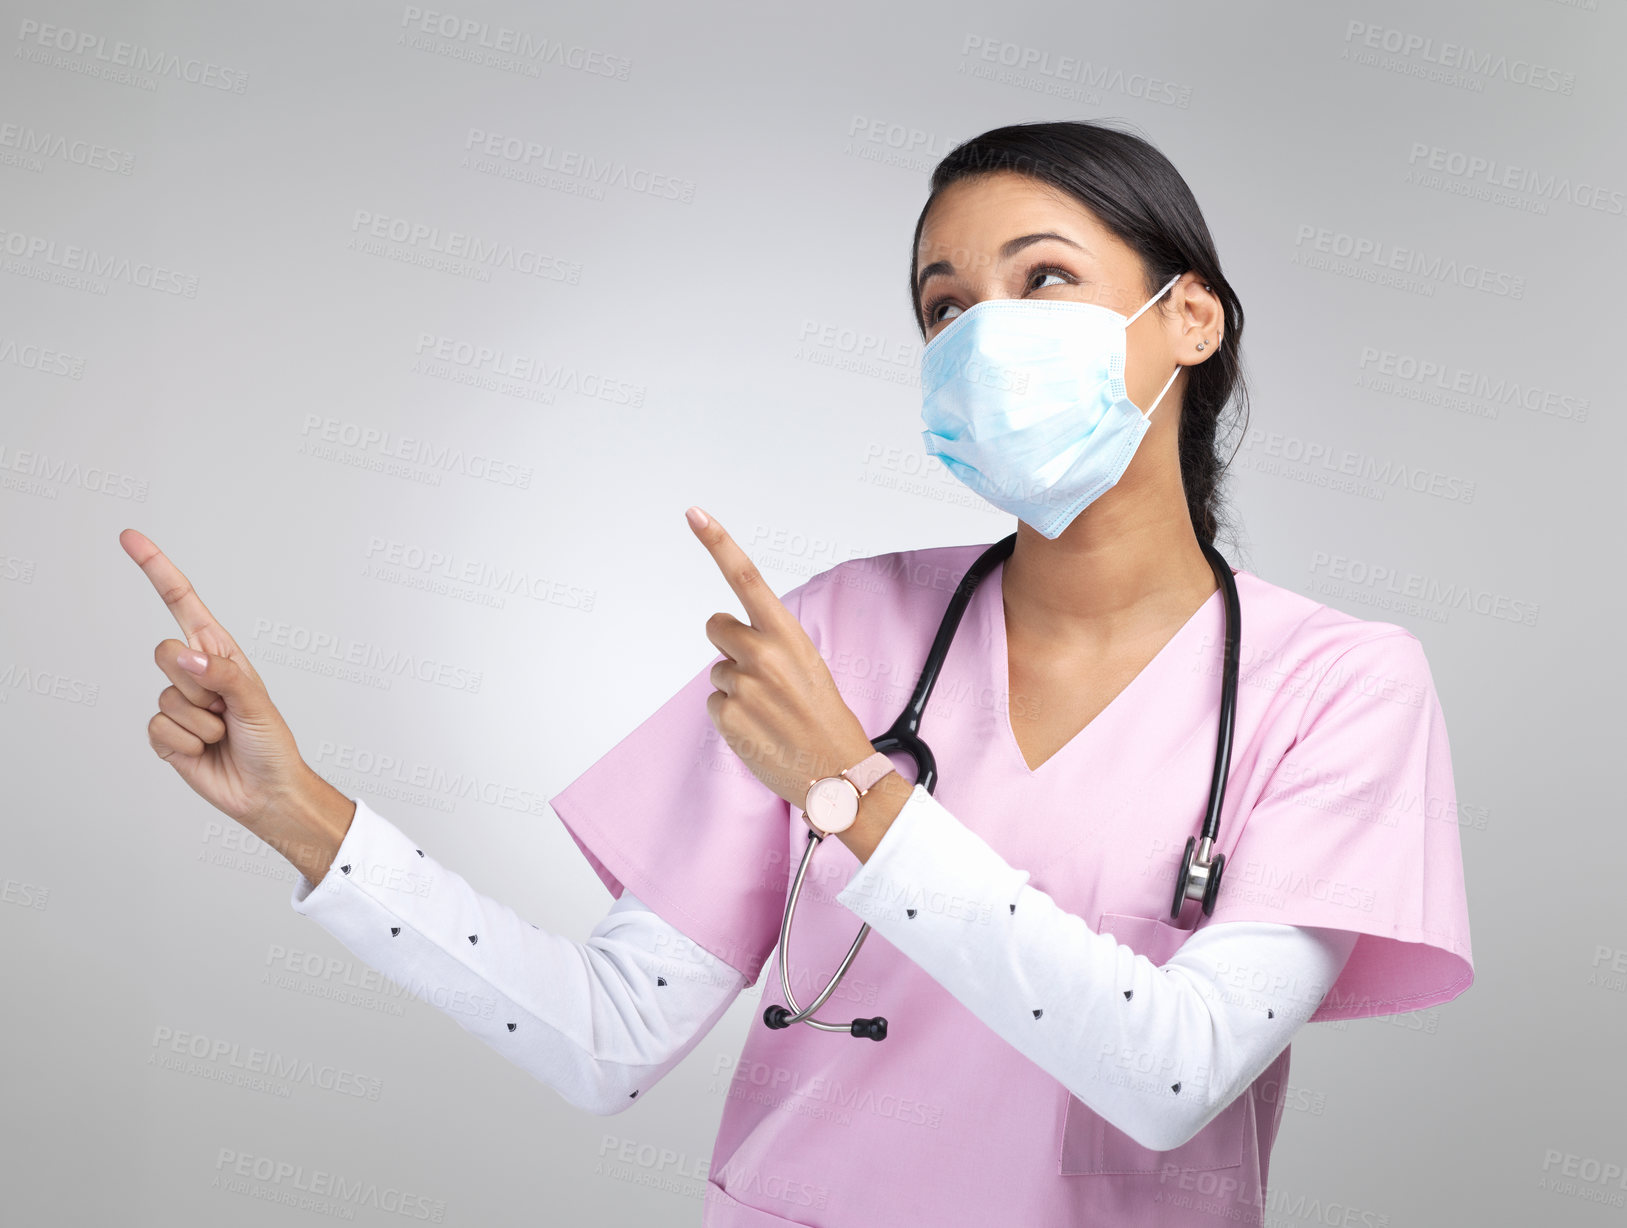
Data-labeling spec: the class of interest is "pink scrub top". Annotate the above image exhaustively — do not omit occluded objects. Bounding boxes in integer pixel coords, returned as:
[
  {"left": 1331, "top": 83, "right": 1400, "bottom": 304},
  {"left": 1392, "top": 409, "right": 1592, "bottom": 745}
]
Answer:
[{"left": 549, "top": 542, "right": 1474, "bottom": 1227}]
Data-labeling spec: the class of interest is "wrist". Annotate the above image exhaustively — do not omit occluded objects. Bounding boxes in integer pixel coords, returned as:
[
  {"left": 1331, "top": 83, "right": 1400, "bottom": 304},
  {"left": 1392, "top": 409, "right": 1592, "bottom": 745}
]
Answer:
[
  {"left": 835, "top": 767, "right": 912, "bottom": 864},
  {"left": 276, "top": 766, "right": 358, "bottom": 885}
]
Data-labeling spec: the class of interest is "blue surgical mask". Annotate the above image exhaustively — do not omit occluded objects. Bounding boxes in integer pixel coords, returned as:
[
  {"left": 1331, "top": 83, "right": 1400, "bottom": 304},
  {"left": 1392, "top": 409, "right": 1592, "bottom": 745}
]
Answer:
[{"left": 919, "top": 270, "right": 1185, "bottom": 539}]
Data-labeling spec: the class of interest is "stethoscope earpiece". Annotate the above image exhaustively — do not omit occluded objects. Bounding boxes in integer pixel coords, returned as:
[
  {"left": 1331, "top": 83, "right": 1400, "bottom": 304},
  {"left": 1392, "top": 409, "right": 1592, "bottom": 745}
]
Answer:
[
  {"left": 850, "top": 1017, "right": 888, "bottom": 1041},
  {"left": 763, "top": 988, "right": 886, "bottom": 1040}
]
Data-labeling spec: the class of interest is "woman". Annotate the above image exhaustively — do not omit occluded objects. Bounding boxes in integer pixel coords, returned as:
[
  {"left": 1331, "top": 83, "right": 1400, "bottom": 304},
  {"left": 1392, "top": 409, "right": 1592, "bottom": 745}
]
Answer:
[{"left": 129, "top": 120, "right": 1473, "bottom": 1227}]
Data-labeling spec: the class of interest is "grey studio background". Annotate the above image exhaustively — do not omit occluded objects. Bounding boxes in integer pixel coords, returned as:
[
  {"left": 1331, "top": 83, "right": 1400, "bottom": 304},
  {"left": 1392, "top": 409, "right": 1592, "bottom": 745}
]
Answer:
[{"left": 1, "top": 0, "right": 1621, "bottom": 1225}]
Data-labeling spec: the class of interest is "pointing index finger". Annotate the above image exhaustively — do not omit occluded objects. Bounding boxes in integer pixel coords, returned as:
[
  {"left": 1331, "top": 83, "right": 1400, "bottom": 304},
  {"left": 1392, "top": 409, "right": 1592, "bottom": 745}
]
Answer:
[
  {"left": 685, "top": 506, "right": 788, "bottom": 631},
  {"left": 119, "top": 528, "right": 228, "bottom": 649}
]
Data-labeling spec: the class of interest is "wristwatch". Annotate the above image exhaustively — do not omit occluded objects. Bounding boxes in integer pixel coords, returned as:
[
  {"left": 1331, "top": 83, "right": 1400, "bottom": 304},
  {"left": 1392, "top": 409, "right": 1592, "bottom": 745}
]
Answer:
[{"left": 802, "top": 750, "right": 897, "bottom": 837}]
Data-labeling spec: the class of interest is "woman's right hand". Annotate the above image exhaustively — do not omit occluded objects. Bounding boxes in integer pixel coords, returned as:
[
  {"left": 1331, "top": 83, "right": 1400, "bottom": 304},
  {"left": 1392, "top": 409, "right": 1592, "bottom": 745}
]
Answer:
[{"left": 122, "top": 528, "right": 325, "bottom": 858}]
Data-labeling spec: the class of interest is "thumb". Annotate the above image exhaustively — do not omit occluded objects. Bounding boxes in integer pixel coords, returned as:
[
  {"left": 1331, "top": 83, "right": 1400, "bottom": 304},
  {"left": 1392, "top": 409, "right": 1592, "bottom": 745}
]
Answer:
[{"left": 178, "top": 649, "right": 268, "bottom": 719}]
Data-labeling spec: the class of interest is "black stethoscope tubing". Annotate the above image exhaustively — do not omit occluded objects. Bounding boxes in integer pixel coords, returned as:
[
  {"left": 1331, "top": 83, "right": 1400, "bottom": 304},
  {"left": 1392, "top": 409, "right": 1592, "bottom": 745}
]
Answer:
[{"left": 763, "top": 532, "right": 1241, "bottom": 1040}]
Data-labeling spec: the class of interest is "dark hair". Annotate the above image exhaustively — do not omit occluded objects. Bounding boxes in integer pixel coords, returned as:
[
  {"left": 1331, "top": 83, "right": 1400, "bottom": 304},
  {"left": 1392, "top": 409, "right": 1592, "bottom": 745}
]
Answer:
[{"left": 907, "top": 119, "right": 1249, "bottom": 551}]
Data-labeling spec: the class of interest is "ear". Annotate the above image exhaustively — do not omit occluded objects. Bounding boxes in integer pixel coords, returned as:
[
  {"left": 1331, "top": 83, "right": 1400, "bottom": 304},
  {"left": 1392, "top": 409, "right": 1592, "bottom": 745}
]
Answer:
[{"left": 1176, "top": 275, "right": 1225, "bottom": 363}]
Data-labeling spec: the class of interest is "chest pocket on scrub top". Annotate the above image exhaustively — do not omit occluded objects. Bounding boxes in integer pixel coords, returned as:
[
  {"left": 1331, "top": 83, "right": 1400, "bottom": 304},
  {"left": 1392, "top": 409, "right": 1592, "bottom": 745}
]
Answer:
[{"left": 1058, "top": 912, "right": 1250, "bottom": 1176}]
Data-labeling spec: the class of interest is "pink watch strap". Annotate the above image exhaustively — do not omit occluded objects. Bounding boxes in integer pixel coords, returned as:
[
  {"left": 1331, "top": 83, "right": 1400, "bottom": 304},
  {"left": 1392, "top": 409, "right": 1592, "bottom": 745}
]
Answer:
[{"left": 844, "top": 750, "right": 896, "bottom": 793}]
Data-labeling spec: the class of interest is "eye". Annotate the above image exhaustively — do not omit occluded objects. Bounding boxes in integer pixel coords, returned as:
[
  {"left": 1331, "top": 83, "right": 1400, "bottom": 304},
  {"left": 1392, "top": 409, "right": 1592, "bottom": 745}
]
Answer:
[
  {"left": 1025, "top": 264, "right": 1073, "bottom": 293},
  {"left": 922, "top": 262, "right": 1076, "bottom": 329}
]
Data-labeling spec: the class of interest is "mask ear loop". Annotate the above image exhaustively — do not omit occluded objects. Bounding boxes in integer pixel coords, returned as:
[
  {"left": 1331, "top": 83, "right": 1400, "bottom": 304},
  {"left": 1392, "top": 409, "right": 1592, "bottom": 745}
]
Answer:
[
  {"left": 1125, "top": 270, "right": 1188, "bottom": 420},
  {"left": 1124, "top": 270, "right": 1186, "bottom": 327},
  {"left": 1141, "top": 364, "right": 1183, "bottom": 421}
]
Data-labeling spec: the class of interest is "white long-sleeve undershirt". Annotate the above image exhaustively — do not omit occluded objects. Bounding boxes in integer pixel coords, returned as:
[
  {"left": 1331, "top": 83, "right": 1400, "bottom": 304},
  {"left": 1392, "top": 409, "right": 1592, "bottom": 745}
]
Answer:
[
  {"left": 833, "top": 782, "right": 1358, "bottom": 1149},
  {"left": 289, "top": 793, "right": 745, "bottom": 1115},
  {"left": 290, "top": 791, "right": 1356, "bottom": 1146}
]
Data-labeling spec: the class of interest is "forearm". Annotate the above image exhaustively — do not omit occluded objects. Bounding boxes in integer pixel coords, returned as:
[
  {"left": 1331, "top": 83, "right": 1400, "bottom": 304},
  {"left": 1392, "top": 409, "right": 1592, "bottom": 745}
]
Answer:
[
  {"left": 289, "top": 794, "right": 746, "bottom": 1113},
  {"left": 266, "top": 766, "right": 357, "bottom": 886},
  {"left": 834, "top": 784, "right": 1357, "bottom": 1150},
  {"left": 833, "top": 767, "right": 914, "bottom": 863}
]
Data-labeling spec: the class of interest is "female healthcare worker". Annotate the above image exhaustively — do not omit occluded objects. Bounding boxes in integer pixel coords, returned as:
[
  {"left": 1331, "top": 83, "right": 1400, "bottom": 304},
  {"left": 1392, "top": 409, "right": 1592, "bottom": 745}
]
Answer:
[{"left": 131, "top": 120, "right": 1473, "bottom": 1227}]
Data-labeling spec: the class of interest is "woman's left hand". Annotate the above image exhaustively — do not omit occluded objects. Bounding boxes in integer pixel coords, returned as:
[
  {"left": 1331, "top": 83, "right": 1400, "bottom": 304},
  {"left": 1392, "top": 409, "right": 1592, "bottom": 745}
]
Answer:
[{"left": 686, "top": 505, "right": 874, "bottom": 810}]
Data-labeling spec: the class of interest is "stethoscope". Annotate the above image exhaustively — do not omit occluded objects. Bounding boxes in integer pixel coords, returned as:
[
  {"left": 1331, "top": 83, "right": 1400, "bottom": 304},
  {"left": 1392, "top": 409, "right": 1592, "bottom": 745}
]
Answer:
[{"left": 762, "top": 531, "right": 1242, "bottom": 1041}]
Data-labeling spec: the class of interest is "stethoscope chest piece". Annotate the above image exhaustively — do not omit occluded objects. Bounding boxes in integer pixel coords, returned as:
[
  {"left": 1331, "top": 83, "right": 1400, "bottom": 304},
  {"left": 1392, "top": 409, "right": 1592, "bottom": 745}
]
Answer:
[{"left": 1171, "top": 835, "right": 1226, "bottom": 918}]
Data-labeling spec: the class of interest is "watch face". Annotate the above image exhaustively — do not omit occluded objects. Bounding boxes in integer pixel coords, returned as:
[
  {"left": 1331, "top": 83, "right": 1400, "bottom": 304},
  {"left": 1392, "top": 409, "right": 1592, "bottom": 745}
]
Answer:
[{"left": 806, "top": 776, "right": 859, "bottom": 834}]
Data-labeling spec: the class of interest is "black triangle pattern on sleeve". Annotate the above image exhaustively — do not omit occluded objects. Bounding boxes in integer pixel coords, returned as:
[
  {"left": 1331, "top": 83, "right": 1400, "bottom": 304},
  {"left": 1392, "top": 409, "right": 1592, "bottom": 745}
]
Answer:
[
  {"left": 372, "top": 842, "right": 669, "bottom": 1108},
  {"left": 1000, "top": 878, "right": 1291, "bottom": 1096}
]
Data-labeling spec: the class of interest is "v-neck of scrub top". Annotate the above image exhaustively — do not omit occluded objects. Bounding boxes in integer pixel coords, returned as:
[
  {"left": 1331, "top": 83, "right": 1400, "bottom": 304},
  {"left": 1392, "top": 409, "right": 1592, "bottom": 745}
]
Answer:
[{"left": 986, "top": 556, "right": 1236, "bottom": 778}]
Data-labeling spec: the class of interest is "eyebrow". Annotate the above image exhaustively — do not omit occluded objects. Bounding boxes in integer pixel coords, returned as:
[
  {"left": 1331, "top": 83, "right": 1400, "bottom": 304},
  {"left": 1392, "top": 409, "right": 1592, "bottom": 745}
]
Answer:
[{"left": 915, "top": 231, "right": 1092, "bottom": 301}]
